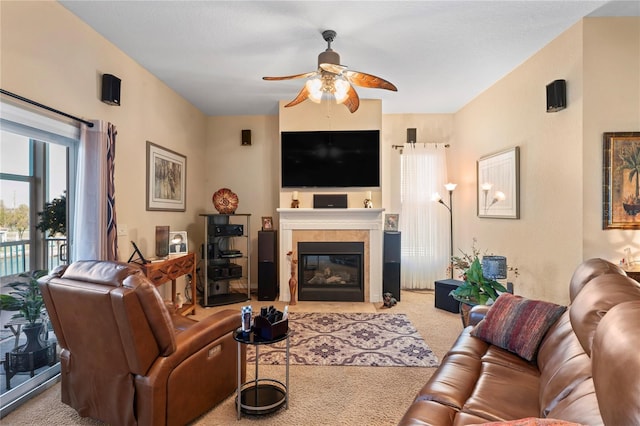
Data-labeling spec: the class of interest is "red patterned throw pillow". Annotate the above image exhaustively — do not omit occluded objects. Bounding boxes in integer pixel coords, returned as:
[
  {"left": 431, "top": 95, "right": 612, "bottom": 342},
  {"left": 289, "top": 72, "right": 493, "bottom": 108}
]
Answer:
[{"left": 470, "top": 293, "right": 566, "bottom": 361}]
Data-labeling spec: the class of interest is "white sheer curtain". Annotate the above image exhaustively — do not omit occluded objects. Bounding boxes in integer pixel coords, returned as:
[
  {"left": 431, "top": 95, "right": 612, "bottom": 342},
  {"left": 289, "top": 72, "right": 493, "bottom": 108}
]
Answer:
[
  {"left": 400, "top": 144, "right": 449, "bottom": 289},
  {"left": 71, "top": 120, "right": 118, "bottom": 261}
]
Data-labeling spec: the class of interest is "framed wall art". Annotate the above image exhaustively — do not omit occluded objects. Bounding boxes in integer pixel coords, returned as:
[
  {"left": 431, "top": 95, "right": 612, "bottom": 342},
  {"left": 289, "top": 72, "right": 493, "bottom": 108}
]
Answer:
[
  {"left": 477, "top": 146, "right": 520, "bottom": 219},
  {"left": 603, "top": 132, "right": 640, "bottom": 230},
  {"left": 146, "top": 141, "right": 186, "bottom": 211}
]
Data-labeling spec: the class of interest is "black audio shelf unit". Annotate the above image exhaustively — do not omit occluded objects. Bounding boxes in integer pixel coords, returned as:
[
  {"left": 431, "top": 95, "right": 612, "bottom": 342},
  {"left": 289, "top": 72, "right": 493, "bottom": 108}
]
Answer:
[{"left": 200, "top": 213, "right": 251, "bottom": 307}]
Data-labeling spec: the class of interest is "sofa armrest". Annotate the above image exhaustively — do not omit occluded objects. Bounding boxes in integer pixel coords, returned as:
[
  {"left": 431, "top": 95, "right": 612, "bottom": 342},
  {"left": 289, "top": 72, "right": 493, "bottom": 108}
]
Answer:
[{"left": 469, "top": 304, "right": 490, "bottom": 326}]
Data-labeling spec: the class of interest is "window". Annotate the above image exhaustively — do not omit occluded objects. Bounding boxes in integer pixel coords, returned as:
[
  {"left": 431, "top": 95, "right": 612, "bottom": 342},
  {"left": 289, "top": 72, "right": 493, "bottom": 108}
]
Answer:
[{"left": 0, "top": 102, "right": 79, "bottom": 416}]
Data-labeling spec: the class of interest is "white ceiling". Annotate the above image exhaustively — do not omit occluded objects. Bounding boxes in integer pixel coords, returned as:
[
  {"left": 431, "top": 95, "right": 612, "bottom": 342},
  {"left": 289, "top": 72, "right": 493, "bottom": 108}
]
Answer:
[{"left": 59, "top": 1, "right": 640, "bottom": 116}]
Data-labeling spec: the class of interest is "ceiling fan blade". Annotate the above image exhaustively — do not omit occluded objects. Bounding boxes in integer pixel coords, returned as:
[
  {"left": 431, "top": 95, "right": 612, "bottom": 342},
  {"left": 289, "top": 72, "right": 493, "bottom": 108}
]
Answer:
[
  {"left": 342, "top": 84, "right": 360, "bottom": 113},
  {"left": 319, "top": 63, "right": 347, "bottom": 75},
  {"left": 344, "top": 70, "right": 397, "bottom": 91},
  {"left": 263, "top": 71, "right": 317, "bottom": 81},
  {"left": 284, "top": 85, "right": 310, "bottom": 108}
]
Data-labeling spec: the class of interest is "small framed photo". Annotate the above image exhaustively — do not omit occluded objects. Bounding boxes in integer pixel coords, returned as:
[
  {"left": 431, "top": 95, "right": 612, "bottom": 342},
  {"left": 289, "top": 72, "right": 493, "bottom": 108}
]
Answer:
[
  {"left": 262, "top": 216, "right": 273, "bottom": 230},
  {"left": 168, "top": 231, "right": 188, "bottom": 254},
  {"left": 384, "top": 214, "right": 399, "bottom": 232}
]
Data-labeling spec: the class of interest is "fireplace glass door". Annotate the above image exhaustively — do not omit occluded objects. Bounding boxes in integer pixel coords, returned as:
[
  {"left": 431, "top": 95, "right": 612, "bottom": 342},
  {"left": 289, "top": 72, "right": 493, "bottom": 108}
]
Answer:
[{"left": 298, "top": 242, "right": 364, "bottom": 302}]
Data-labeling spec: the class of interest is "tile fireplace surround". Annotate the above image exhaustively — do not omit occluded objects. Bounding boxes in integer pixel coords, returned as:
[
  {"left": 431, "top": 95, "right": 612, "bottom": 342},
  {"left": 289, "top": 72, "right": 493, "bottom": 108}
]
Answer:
[{"left": 277, "top": 208, "right": 385, "bottom": 303}]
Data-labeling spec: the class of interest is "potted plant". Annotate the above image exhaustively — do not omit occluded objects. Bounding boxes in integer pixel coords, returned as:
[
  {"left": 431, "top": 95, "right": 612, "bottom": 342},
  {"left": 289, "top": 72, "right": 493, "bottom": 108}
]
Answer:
[
  {"left": 449, "top": 240, "right": 509, "bottom": 326},
  {"left": 35, "top": 194, "right": 66, "bottom": 236},
  {"left": 0, "top": 270, "right": 48, "bottom": 353},
  {"left": 449, "top": 257, "right": 508, "bottom": 306}
]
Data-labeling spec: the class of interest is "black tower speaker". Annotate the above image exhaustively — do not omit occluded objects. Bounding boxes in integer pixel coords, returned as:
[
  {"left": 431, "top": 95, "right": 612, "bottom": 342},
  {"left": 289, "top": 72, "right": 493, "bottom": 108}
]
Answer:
[
  {"left": 258, "top": 230, "right": 278, "bottom": 301},
  {"left": 546, "top": 79, "right": 566, "bottom": 112},
  {"left": 101, "top": 74, "right": 121, "bottom": 106},
  {"left": 383, "top": 231, "right": 401, "bottom": 301}
]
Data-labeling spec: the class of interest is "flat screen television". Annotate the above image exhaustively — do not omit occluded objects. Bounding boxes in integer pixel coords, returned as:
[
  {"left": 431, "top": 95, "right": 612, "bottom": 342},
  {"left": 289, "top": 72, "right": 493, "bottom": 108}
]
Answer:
[{"left": 281, "top": 130, "right": 380, "bottom": 188}]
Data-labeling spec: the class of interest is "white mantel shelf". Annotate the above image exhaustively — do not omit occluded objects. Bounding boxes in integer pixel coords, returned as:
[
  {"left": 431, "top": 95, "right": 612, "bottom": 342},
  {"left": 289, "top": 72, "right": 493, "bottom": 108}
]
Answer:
[{"left": 277, "top": 208, "right": 385, "bottom": 303}]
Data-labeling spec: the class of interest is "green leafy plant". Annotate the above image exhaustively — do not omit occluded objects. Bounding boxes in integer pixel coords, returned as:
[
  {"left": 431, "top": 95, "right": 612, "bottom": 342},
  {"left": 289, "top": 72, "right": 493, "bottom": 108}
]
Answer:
[
  {"left": 450, "top": 256, "right": 508, "bottom": 305},
  {"left": 0, "top": 270, "right": 48, "bottom": 324},
  {"left": 35, "top": 194, "right": 66, "bottom": 236},
  {"left": 619, "top": 144, "right": 640, "bottom": 203}
]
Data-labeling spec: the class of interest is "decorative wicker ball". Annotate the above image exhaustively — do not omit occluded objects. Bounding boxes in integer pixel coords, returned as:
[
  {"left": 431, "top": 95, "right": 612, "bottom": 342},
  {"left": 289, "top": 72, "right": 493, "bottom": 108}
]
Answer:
[{"left": 212, "top": 188, "right": 238, "bottom": 214}]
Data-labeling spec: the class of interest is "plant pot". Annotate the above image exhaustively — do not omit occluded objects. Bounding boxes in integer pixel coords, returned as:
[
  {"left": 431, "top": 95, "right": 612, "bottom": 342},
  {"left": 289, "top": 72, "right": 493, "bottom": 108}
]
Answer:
[
  {"left": 623, "top": 202, "right": 640, "bottom": 216},
  {"left": 459, "top": 301, "right": 479, "bottom": 328},
  {"left": 19, "top": 323, "right": 46, "bottom": 353}
]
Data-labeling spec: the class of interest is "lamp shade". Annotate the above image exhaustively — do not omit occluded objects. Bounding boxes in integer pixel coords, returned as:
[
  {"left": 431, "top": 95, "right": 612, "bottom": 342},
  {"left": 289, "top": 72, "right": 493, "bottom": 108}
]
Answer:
[{"left": 482, "top": 256, "right": 507, "bottom": 280}]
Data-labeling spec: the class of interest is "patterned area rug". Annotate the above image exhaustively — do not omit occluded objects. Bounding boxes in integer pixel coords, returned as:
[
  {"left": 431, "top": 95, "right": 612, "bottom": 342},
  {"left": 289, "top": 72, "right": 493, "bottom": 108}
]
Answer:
[{"left": 247, "top": 312, "right": 439, "bottom": 367}]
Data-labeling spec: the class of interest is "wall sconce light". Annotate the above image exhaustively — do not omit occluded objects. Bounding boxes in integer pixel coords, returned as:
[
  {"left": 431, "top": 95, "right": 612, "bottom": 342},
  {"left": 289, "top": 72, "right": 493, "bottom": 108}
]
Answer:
[{"left": 433, "top": 182, "right": 457, "bottom": 278}]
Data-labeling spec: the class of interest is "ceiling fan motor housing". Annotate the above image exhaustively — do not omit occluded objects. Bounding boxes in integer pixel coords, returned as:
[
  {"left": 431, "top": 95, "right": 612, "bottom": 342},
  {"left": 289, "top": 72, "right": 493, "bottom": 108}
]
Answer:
[{"left": 318, "top": 49, "right": 340, "bottom": 67}]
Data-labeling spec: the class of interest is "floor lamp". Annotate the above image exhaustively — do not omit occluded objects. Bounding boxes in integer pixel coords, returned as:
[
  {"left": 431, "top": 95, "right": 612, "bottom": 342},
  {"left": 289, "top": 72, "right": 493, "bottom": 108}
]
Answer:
[{"left": 432, "top": 183, "right": 457, "bottom": 279}]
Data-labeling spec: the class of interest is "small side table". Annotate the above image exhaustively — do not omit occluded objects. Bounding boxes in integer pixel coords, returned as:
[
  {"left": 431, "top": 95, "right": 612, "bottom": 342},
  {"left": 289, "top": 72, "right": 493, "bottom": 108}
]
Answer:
[
  {"left": 233, "top": 328, "right": 290, "bottom": 419},
  {"left": 434, "top": 279, "right": 463, "bottom": 313}
]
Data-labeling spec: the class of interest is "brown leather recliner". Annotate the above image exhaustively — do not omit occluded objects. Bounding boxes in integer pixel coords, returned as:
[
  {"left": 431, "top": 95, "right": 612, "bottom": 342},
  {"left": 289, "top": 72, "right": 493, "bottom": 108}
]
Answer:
[{"left": 39, "top": 260, "right": 245, "bottom": 426}]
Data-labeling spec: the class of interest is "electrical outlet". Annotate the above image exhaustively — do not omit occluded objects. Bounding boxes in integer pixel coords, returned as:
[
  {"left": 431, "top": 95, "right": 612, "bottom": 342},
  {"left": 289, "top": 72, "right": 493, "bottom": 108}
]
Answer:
[{"left": 117, "top": 224, "right": 128, "bottom": 236}]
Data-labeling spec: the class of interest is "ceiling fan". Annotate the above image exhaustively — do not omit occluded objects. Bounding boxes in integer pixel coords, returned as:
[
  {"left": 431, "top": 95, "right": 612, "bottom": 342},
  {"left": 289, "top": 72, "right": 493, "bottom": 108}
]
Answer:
[{"left": 263, "top": 30, "right": 397, "bottom": 113}]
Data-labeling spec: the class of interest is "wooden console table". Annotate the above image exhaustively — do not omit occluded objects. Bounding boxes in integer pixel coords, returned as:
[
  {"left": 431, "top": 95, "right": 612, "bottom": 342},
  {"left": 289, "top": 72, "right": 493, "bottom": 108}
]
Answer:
[
  {"left": 622, "top": 265, "right": 640, "bottom": 282},
  {"left": 141, "top": 252, "right": 197, "bottom": 315}
]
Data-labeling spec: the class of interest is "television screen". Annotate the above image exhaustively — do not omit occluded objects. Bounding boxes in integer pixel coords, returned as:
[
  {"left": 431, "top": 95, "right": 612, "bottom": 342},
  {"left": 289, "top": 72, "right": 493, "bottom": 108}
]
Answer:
[{"left": 281, "top": 130, "right": 380, "bottom": 188}]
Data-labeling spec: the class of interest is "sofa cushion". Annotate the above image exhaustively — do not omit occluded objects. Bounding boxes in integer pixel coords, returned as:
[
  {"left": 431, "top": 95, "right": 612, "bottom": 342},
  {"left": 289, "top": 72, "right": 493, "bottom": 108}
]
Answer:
[
  {"left": 471, "top": 293, "right": 566, "bottom": 361},
  {"left": 471, "top": 418, "right": 584, "bottom": 426}
]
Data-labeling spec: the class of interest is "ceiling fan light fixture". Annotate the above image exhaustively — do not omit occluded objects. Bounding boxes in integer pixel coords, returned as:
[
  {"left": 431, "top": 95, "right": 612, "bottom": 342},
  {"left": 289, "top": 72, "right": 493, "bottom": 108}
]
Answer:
[
  {"left": 263, "top": 29, "right": 396, "bottom": 113},
  {"left": 305, "top": 78, "right": 323, "bottom": 103},
  {"left": 333, "top": 78, "right": 350, "bottom": 104}
]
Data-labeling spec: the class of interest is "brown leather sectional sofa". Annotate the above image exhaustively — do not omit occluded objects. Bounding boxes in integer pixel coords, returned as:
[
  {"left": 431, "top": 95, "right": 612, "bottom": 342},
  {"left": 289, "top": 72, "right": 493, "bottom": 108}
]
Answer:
[{"left": 399, "top": 258, "right": 640, "bottom": 426}]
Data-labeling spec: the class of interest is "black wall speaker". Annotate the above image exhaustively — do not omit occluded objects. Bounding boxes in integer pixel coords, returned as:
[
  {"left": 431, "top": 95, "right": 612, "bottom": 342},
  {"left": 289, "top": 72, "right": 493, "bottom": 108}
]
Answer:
[
  {"left": 241, "top": 129, "right": 251, "bottom": 146},
  {"left": 546, "top": 79, "right": 566, "bottom": 112},
  {"left": 407, "top": 128, "right": 417, "bottom": 144},
  {"left": 101, "top": 74, "right": 121, "bottom": 106},
  {"left": 258, "top": 230, "right": 278, "bottom": 301}
]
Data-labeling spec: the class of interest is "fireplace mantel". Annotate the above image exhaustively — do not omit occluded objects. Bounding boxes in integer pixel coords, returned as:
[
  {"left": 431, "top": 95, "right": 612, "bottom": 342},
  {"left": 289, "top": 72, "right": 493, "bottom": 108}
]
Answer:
[{"left": 277, "top": 208, "right": 385, "bottom": 303}]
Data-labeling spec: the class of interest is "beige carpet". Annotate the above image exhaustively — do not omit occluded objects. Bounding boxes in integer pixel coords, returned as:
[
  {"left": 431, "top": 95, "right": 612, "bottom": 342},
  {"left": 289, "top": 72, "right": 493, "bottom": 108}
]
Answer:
[{"left": 2, "top": 290, "right": 462, "bottom": 426}]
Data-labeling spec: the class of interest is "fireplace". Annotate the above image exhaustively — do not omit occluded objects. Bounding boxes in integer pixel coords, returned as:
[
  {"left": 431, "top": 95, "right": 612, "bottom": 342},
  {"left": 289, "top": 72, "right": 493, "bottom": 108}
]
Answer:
[
  {"left": 277, "top": 208, "right": 384, "bottom": 303},
  {"left": 298, "top": 241, "right": 364, "bottom": 302}
]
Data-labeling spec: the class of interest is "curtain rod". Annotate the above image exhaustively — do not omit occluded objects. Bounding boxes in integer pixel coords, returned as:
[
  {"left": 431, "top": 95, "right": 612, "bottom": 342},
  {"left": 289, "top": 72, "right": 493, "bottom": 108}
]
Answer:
[
  {"left": 392, "top": 142, "right": 450, "bottom": 150},
  {"left": 0, "top": 88, "right": 94, "bottom": 128}
]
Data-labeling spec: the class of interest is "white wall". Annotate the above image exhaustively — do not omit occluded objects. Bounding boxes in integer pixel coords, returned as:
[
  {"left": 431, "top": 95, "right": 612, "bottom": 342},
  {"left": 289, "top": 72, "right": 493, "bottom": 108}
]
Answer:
[
  {"left": 582, "top": 17, "right": 640, "bottom": 261},
  {"left": 1, "top": 1, "right": 208, "bottom": 297}
]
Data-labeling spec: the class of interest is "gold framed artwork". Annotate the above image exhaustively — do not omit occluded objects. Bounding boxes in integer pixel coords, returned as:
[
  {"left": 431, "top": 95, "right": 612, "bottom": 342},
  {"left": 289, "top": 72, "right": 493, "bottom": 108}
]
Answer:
[
  {"left": 603, "top": 132, "right": 640, "bottom": 230},
  {"left": 477, "top": 146, "right": 520, "bottom": 219},
  {"left": 146, "top": 141, "right": 187, "bottom": 211}
]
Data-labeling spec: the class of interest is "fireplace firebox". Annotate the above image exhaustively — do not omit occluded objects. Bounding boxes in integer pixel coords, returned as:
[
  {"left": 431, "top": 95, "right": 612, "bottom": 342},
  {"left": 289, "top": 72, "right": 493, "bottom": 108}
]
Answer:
[{"left": 297, "top": 241, "right": 364, "bottom": 302}]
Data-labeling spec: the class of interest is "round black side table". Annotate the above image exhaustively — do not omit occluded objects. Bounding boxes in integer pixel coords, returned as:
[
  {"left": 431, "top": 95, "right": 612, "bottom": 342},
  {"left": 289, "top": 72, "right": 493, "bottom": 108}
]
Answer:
[{"left": 233, "top": 328, "right": 290, "bottom": 419}]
